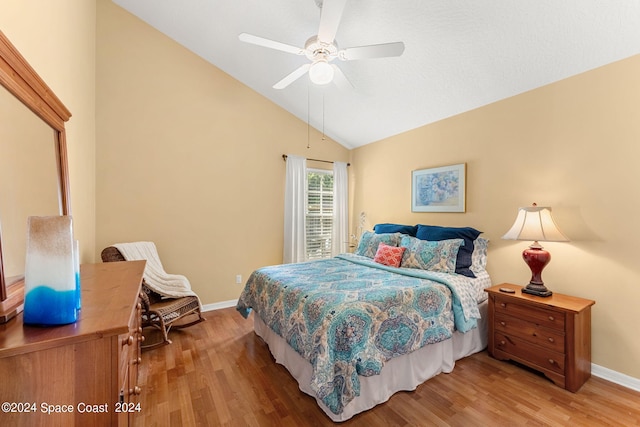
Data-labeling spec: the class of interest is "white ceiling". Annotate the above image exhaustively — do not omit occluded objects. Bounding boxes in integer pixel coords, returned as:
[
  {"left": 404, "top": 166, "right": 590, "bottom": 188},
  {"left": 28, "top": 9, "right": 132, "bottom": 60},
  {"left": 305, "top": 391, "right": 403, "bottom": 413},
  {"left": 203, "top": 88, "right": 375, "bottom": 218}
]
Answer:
[{"left": 112, "top": 0, "right": 640, "bottom": 149}]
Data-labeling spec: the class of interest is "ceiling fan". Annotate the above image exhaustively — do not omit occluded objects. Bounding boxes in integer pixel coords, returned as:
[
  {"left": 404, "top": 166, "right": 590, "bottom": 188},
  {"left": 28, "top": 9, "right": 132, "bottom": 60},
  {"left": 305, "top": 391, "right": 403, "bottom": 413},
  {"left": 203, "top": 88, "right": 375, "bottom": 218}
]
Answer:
[{"left": 238, "top": 0, "right": 405, "bottom": 90}]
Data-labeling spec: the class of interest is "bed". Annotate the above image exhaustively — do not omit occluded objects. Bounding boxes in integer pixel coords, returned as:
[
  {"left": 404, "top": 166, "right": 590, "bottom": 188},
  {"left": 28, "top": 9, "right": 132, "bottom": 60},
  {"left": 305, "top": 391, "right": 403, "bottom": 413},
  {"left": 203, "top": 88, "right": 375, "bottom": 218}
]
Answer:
[{"left": 237, "top": 225, "right": 491, "bottom": 422}]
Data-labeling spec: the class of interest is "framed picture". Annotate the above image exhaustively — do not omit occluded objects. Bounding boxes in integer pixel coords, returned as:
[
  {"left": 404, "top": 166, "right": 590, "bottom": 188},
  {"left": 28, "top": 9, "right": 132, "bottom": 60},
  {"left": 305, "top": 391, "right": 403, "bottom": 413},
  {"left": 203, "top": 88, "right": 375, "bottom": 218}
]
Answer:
[{"left": 412, "top": 163, "right": 466, "bottom": 212}]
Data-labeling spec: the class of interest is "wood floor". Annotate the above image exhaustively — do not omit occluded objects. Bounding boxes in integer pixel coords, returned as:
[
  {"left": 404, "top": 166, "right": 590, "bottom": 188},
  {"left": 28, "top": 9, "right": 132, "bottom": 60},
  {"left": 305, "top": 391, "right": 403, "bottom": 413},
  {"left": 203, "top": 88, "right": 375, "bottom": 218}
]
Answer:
[{"left": 134, "top": 307, "right": 640, "bottom": 427}]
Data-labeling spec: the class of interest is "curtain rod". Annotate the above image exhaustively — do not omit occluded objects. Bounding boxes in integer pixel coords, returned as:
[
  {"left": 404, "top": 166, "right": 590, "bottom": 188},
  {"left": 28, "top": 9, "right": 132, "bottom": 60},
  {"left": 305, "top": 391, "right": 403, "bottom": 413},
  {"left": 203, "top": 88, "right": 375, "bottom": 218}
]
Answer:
[{"left": 282, "top": 154, "right": 350, "bottom": 166}]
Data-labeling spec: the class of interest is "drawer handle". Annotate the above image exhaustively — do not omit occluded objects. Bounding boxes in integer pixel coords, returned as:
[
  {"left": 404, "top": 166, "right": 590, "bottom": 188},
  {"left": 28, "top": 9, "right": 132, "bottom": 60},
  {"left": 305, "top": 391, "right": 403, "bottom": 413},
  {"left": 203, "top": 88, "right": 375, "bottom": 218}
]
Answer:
[
  {"left": 548, "top": 315, "right": 555, "bottom": 321},
  {"left": 548, "top": 337, "right": 555, "bottom": 343},
  {"left": 548, "top": 359, "right": 555, "bottom": 365},
  {"left": 123, "top": 335, "right": 134, "bottom": 346},
  {"left": 129, "top": 386, "right": 142, "bottom": 396},
  {"left": 500, "top": 303, "right": 506, "bottom": 308},
  {"left": 500, "top": 321, "right": 506, "bottom": 327},
  {"left": 499, "top": 340, "right": 506, "bottom": 346},
  {"left": 133, "top": 357, "right": 142, "bottom": 365}
]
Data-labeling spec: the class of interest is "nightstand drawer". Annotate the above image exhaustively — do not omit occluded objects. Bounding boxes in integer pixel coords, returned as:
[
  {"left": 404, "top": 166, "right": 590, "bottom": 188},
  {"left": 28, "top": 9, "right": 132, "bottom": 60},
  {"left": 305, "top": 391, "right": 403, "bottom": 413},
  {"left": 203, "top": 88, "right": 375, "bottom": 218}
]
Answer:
[
  {"left": 494, "top": 295, "right": 565, "bottom": 331},
  {"left": 495, "top": 313, "right": 565, "bottom": 353},
  {"left": 494, "top": 332, "right": 565, "bottom": 375}
]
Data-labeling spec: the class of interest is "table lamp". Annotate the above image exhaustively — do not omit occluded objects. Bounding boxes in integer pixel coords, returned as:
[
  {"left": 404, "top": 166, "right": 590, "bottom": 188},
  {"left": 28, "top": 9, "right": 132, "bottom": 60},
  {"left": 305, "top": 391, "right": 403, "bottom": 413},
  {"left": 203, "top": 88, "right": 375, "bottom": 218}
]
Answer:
[{"left": 502, "top": 203, "right": 569, "bottom": 297}]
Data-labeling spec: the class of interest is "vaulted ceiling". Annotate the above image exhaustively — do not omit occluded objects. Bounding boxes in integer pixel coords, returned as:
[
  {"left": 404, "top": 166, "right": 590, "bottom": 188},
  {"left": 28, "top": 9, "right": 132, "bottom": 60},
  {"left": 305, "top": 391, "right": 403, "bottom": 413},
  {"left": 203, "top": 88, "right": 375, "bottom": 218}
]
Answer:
[{"left": 112, "top": 0, "right": 640, "bottom": 149}]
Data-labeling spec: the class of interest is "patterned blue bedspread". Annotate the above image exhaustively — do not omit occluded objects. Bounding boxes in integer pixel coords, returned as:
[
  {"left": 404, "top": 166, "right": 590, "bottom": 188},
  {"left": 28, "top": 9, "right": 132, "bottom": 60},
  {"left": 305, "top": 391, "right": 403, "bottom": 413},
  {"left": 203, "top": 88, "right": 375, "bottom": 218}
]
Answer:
[{"left": 236, "top": 253, "right": 481, "bottom": 415}]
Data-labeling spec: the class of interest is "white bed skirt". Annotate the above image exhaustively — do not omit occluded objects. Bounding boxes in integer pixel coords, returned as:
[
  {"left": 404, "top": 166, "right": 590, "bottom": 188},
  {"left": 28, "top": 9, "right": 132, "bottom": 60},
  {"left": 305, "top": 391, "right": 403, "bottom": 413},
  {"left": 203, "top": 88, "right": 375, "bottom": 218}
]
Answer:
[{"left": 253, "top": 300, "right": 488, "bottom": 422}]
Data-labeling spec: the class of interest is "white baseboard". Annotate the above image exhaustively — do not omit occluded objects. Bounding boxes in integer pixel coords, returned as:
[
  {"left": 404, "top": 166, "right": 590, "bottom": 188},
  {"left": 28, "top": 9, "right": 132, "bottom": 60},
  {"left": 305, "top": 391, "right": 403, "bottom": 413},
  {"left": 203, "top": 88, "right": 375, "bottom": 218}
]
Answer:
[
  {"left": 201, "top": 300, "right": 640, "bottom": 393},
  {"left": 592, "top": 363, "right": 640, "bottom": 392},
  {"left": 202, "top": 299, "right": 238, "bottom": 312}
]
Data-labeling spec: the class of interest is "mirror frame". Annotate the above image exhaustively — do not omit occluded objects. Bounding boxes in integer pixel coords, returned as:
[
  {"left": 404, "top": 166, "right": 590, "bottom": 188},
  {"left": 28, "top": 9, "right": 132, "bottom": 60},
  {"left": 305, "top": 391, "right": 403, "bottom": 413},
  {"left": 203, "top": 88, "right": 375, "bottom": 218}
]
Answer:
[{"left": 0, "top": 30, "right": 72, "bottom": 322}]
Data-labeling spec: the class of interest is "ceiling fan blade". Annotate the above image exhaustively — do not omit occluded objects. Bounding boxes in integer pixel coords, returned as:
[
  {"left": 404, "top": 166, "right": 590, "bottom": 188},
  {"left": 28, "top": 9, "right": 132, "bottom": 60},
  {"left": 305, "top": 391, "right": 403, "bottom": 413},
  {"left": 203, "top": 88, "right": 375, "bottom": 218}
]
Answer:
[
  {"left": 239, "top": 33, "right": 305, "bottom": 55},
  {"left": 331, "top": 65, "right": 353, "bottom": 90},
  {"left": 339, "top": 42, "right": 405, "bottom": 61},
  {"left": 317, "top": 0, "right": 347, "bottom": 44},
  {"left": 273, "top": 64, "right": 311, "bottom": 89}
]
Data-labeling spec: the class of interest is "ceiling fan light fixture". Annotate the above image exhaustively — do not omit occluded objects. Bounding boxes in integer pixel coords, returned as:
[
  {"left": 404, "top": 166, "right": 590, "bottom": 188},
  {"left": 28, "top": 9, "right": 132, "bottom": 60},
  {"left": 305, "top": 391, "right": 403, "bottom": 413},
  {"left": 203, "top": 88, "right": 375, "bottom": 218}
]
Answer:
[
  {"left": 308, "top": 60, "right": 334, "bottom": 85},
  {"left": 239, "top": 0, "right": 405, "bottom": 90}
]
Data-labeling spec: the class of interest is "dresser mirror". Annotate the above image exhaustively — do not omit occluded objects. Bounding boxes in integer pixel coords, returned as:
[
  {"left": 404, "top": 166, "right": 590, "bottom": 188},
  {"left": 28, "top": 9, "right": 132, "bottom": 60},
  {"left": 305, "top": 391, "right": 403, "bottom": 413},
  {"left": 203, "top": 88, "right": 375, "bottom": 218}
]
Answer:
[{"left": 0, "top": 30, "right": 72, "bottom": 322}]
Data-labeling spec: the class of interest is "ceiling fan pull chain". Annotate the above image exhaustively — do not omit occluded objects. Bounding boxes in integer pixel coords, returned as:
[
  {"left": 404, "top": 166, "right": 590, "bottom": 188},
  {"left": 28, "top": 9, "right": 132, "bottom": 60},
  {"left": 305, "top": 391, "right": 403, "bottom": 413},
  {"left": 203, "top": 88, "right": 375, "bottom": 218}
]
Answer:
[
  {"left": 307, "top": 85, "right": 311, "bottom": 149},
  {"left": 322, "top": 94, "right": 326, "bottom": 141}
]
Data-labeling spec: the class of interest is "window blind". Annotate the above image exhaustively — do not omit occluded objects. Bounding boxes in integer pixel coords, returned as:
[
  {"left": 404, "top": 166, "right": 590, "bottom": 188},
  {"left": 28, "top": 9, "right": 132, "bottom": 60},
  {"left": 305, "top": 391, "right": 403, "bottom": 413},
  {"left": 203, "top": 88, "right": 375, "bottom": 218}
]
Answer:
[{"left": 306, "top": 170, "right": 333, "bottom": 260}]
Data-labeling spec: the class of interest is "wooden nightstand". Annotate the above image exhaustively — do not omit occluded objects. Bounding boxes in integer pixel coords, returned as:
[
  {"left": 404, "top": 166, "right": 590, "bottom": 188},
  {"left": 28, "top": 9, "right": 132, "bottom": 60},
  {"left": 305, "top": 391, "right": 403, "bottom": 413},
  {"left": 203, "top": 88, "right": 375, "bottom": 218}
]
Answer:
[{"left": 485, "top": 283, "right": 595, "bottom": 392}]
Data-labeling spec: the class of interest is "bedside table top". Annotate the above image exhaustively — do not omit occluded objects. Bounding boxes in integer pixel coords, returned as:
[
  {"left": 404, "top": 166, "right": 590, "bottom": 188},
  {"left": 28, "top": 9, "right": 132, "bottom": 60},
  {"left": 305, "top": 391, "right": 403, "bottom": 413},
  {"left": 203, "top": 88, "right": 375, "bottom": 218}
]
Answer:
[{"left": 486, "top": 283, "right": 595, "bottom": 313}]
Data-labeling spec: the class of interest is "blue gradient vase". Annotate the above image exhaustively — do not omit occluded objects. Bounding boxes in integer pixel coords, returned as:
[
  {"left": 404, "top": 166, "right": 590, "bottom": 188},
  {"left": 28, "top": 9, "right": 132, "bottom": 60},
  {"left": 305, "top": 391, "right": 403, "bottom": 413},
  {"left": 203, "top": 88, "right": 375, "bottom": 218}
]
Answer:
[
  {"left": 23, "top": 216, "right": 78, "bottom": 326},
  {"left": 74, "top": 240, "right": 81, "bottom": 310}
]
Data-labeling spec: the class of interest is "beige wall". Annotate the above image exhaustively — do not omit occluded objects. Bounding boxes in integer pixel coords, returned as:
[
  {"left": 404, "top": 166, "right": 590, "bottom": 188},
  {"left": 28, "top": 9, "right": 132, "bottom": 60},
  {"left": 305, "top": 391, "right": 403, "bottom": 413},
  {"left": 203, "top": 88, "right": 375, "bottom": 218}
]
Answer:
[
  {"left": 95, "top": 0, "right": 349, "bottom": 305},
  {"left": 0, "top": 1, "right": 97, "bottom": 264},
  {"left": 350, "top": 55, "right": 640, "bottom": 380}
]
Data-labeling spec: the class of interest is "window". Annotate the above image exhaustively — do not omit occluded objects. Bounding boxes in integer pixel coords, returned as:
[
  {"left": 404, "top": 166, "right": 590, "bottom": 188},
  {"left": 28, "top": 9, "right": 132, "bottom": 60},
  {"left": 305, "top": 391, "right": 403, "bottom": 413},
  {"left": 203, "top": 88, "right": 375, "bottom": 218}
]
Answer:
[{"left": 306, "top": 169, "right": 333, "bottom": 260}]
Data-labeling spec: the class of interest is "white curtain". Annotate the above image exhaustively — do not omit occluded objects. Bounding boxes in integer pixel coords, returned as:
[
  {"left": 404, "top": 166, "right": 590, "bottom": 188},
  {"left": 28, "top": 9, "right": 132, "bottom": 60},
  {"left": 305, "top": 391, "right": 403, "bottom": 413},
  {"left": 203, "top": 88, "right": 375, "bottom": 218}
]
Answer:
[
  {"left": 283, "top": 155, "right": 307, "bottom": 264},
  {"left": 332, "top": 161, "right": 349, "bottom": 256}
]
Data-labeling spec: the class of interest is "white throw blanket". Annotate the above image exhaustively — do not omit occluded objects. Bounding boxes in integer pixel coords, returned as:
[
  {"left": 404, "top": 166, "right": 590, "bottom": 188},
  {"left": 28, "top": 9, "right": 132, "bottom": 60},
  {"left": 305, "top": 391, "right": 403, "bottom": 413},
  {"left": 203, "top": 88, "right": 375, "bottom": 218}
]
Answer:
[{"left": 113, "top": 241, "right": 200, "bottom": 302}]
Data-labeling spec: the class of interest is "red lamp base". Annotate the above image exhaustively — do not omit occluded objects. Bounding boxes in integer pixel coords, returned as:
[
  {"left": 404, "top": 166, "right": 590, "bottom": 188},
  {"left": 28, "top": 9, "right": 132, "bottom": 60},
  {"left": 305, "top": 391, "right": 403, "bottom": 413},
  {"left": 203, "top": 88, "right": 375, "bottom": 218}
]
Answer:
[
  {"left": 521, "top": 242, "right": 553, "bottom": 297},
  {"left": 522, "top": 283, "right": 553, "bottom": 297}
]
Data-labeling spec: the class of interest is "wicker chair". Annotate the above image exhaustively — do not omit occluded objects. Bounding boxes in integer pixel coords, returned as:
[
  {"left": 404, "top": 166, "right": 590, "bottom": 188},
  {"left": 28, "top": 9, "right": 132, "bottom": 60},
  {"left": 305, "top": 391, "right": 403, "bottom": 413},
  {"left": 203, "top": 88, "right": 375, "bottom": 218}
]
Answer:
[{"left": 101, "top": 246, "right": 204, "bottom": 349}]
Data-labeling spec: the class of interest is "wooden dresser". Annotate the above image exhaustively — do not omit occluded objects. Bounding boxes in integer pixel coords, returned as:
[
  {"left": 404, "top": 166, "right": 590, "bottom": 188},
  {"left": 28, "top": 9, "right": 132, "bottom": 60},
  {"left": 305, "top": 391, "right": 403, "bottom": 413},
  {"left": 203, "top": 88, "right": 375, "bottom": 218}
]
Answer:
[
  {"left": 486, "top": 283, "right": 595, "bottom": 392},
  {"left": 0, "top": 261, "right": 145, "bottom": 426}
]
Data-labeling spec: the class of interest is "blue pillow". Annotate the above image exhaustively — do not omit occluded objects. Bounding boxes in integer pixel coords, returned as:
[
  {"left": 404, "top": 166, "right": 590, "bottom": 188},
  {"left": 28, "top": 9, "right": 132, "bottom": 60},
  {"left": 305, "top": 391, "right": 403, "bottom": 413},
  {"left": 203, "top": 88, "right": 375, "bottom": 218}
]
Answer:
[
  {"left": 415, "top": 225, "right": 482, "bottom": 278},
  {"left": 374, "top": 223, "right": 418, "bottom": 236},
  {"left": 355, "top": 231, "right": 401, "bottom": 258},
  {"left": 400, "top": 235, "right": 463, "bottom": 273}
]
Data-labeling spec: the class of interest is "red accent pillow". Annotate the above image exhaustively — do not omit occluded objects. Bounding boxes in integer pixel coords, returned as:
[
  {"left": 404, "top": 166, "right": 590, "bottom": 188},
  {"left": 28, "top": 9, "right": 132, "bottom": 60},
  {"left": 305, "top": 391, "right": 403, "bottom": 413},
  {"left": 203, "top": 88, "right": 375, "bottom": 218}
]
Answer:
[{"left": 373, "top": 242, "right": 406, "bottom": 267}]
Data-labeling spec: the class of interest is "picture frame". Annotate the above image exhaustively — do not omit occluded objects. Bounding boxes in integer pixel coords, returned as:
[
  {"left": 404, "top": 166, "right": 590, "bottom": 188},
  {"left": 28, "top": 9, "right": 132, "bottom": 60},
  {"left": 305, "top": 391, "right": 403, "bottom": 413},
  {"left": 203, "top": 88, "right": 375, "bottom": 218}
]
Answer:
[{"left": 411, "top": 163, "right": 466, "bottom": 212}]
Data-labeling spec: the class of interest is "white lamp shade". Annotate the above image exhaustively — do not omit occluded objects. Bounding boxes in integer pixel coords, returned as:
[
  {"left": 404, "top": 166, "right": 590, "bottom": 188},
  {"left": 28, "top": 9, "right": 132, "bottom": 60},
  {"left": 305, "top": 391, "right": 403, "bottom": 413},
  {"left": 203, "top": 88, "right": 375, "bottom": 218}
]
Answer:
[
  {"left": 308, "top": 60, "right": 334, "bottom": 85},
  {"left": 502, "top": 206, "right": 569, "bottom": 242}
]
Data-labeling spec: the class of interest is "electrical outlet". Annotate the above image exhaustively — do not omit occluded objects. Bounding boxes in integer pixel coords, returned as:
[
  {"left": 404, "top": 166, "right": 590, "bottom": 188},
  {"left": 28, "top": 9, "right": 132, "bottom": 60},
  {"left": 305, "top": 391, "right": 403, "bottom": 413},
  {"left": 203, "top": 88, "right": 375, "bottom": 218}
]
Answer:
[{"left": 235, "top": 274, "right": 242, "bottom": 284}]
